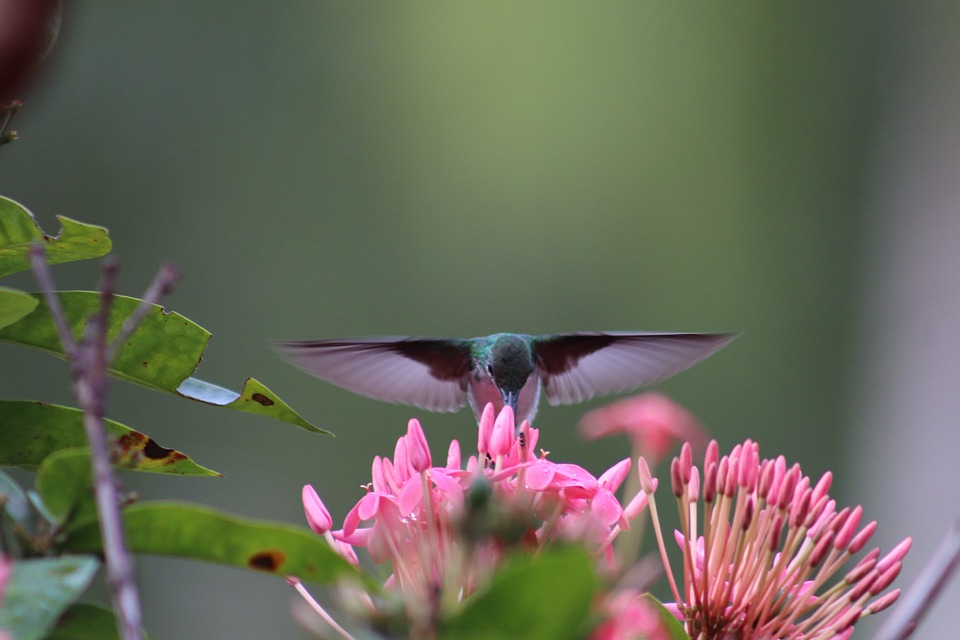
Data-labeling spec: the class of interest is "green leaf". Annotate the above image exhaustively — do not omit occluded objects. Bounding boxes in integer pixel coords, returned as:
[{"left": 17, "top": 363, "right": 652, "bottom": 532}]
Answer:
[
  {"left": 0, "top": 196, "right": 111, "bottom": 277},
  {"left": 0, "top": 285, "right": 37, "bottom": 329},
  {"left": 46, "top": 603, "right": 149, "bottom": 640},
  {"left": 441, "top": 546, "right": 598, "bottom": 640},
  {"left": 0, "top": 291, "right": 326, "bottom": 434},
  {"left": 174, "top": 376, "right": 326, "bottom": 432},
  {"left": 35, "top": 449, "right": 97, "bottom": 528},
  {"left": 640, "top": 594, "right": 690, "bottom": 640},
  {"left": 0, "top": 400, "right": 219, "bottom": 476},
  {"left": 61, "top": 501, "right": 361, "bottom": 585},
  {"left": 0, "top": 556, "right": 100, "bottom": 640},
  {"left": 1, "top": 291, "right": 207, "bottom": 389},
  {"left": 44, "top": 604, "right": 117, "bottom": 640}
]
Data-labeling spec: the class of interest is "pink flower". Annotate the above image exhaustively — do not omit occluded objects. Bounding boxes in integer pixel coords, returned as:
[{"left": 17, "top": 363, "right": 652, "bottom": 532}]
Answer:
[
  {"left": 302, "top": 485, "right": 333, "bottom": 535},
  {"left": 298, "top": 400, "right": 912, "bottom": 640},
  {"left": 303, "top": 404, "right": 654, "bottom": 635},
  {"left": 591, "top": 590, "right": 669, "bottom": 640},
  {"left": 579, "top": 392, "right": 706, "bottom": 468},
  {"left": 639, "top": 439, "right": 910, "bottom": 640}
]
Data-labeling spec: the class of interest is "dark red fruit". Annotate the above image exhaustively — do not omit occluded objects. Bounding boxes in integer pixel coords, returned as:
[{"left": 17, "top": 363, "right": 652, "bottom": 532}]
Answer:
[{"left": 0, "top": 0, "right": 62, "bottom": 101}]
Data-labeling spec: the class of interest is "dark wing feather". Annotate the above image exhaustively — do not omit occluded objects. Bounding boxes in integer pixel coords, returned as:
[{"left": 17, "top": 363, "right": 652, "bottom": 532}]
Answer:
[
  {"left": 274, "top": 337, "right": 472, "bottom": 412},
  {"left": 534, "top": 332, "right": 737, "bottom": 405}
]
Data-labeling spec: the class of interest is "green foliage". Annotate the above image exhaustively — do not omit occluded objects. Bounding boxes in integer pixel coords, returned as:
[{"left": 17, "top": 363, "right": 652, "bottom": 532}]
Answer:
[
  {"left": 0, "top": 197, "right": 110, "bottom": 277},
  {"left": 35, "top": 448, "right": 98, "bottom": 529},
  {"left": 61, "top": 502, "right": 360, "bottom": 585},
  {"left": 45, "top": 604, "right": 146, "bottom": 640},
  {"left": 0, "top": 292, "right": 326, "bottom": 434},
  {"left": 0, "top": 286, "right": 37, "bottom": 329},
  {"left": 0, "top": 197, "right": 337, "bottom": 637},
  {"left": 0, "top": 196, "right": 322, "bottom": 434},
  {"left": 440, "top": 546, "right": 598, "bottom": 640},
  {"left": 0, "top": 400, "right": 218, "bottom": 476},
  {"left": 173, "top": 376, "right": 326, "bottom": 433},
  {"left": 1, "top": 291, "right": 208, "bottom": 389},
  {"left": 0, "top": 556, "right": 100, "bottom": 640}
]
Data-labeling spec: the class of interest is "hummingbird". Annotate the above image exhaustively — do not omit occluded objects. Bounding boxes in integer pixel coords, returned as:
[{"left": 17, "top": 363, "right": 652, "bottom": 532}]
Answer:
[{"left": 275, "top": 332, "right": 736, "bottom": 425}]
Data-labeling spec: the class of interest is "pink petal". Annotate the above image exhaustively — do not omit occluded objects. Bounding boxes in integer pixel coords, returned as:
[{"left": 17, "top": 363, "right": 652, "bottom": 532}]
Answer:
[
  {"left": 302, "top": 484, "right": 333, "bottom": 535},
  {"left": 399, "top": 477, "right": 423, "bottom": 516},
  {"left": 636, "top": 456, "right": 656, "bottom": 494},
  {"left": 447, "top": 439, "right": 461, "bottom": 469},
  {"left": 490, "top": 406, "right": 515, "bottom": 457},
  {"left": 477, "top": 403, "right": 495, "bottom": 455},
  {"left": 343, "top": 493, "right": 381, "bottom": 537},
  {"left": 356, "top": 493, "right": 379, "bottom": 520},
  {"left": 590, "top": 489, "right": 625, "bottom": 527},
  {"left": 877, "top": 538, "right": 913, "bottom": 573},
  {"left": 578, "top": 393, "right": 705, "bottom": 464},
  {"left": 392, "top": 436, "right": 412, "bottom": 483},
  {"left": 405, "top": 418, "right": 432, "bottom": 473},
  {"left": 430, "top": 470, "right": 465, "bottom": 508},
  {"left": 525, "top": 425, "right": 539, "bottom": 452},
  {"left": 555, "top": 463, "right": 598, "bottom": 486},
  {"left": 525, "top": 461, "right": 556, "bottom": 490},
  {"left": 333, "top": 526, "right": 372, "bottom": 547},
  {"left": 598, "top": 458, "right": 632, "bottom": 493},
  {"left": 371, "top": 456, "right": 387, "bottom": 493},
  {"left": 561, "top": 485, "right": 595, "bottom": 501}
]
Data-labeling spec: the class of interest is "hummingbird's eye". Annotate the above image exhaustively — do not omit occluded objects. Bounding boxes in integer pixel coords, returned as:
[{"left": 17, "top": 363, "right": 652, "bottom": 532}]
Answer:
[{"left": 486, "top": 363, "right": 494, "bottom": 375}]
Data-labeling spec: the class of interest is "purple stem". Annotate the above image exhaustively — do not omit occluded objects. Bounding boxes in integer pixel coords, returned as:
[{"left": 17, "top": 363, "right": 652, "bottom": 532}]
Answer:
[{"left": 28, "top": 246, "right": 178, "bottom": 640}]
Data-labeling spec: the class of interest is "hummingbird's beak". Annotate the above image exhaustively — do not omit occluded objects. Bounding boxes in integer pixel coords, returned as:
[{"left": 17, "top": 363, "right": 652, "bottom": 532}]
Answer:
[{"left": 501, "top": 389, "right": 519, "bottom": 417}]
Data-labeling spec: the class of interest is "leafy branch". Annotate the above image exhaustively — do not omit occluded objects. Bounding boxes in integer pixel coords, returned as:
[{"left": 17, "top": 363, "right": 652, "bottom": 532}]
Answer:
[
  {"left": 0, "top": 198, "right": 353, "bottom": 639},
  {"left": 27, "top": 246, "right": 179, "bottom": 639}
]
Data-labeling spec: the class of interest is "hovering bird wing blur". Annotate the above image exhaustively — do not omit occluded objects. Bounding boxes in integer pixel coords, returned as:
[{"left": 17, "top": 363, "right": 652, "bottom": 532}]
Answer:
[
  {"left": 534, "top": 332, "right": 737, "bottom": 405},
  {"left": 274, "top": 337, "right": 472, "bottom": 412}
]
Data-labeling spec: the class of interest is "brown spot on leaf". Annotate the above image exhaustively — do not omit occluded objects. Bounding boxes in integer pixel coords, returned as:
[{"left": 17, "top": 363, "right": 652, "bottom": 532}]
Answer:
[
  {"left": 143, "top": 438, "right": 174, "bottom": 460},
  {"left": 142, "top": 361, "right": 149, "bottom": 367},
  {"left": 250, "top": 393, "right": 274, "bottom": 406},
  {"left": 116, "top": 433, "right": 145, "bottom": 453},
  {"left": 248, "top": 550, "right": 284, "bottom": 572}
]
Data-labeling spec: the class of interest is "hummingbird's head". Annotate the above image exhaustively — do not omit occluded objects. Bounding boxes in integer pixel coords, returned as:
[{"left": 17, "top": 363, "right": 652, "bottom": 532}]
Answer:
[{"left": 485, "top": 334, "right": 535, "bottom": 394}]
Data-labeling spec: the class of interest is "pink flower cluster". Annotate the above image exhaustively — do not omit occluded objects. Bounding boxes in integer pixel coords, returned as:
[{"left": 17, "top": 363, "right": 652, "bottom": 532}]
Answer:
[
  {"left": 303, "top": 403, "right": 659, "bottom": 636},
  {"left": 640, "top": 439, "right": 910, "bottom": 640},
  {"left": 300, "top": 394, "right": 912, "bottom": 640}
]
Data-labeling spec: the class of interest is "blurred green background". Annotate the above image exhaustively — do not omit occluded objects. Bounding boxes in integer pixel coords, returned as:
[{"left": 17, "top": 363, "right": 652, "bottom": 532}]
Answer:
[{"left": 2, "top": 2, "right": 957, "bottom": 638}]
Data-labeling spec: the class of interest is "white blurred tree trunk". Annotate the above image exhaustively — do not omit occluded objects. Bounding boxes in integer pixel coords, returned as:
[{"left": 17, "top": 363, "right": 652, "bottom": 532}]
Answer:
[{"left": 849, "top": 5, "right": 960, "bottom": 637}]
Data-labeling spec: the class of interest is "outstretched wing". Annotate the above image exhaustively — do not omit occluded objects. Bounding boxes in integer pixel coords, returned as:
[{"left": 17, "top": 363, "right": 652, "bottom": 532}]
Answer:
[
  {"left": 274, "top": 337, "right": 472, "bottom": 412},
  {"left": 534, "top": 332, "right": 737, "bottom": 405}
]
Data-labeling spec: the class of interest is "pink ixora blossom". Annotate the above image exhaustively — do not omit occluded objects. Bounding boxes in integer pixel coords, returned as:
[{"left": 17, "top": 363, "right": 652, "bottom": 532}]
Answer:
[
  {"left": 302, "top": 404, "right": 658, "bottom": 638},
  {"left": 591, "top": 589, "right": 670, "bottom": 640},
  {"left": 579, "top": 392, "right": 707, "bottom": 469},
  {"left": 639, "top": 439, "right": 911, "bottom": 640}
]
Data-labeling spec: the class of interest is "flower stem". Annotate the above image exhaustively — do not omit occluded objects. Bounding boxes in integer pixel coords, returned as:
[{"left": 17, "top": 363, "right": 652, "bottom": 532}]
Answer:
[
  {"left": 288, "top": 578, "right": 358, "bottom": 640},
  {"left": 29, "top": 246, "right": 180, "bottom": 640}
]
